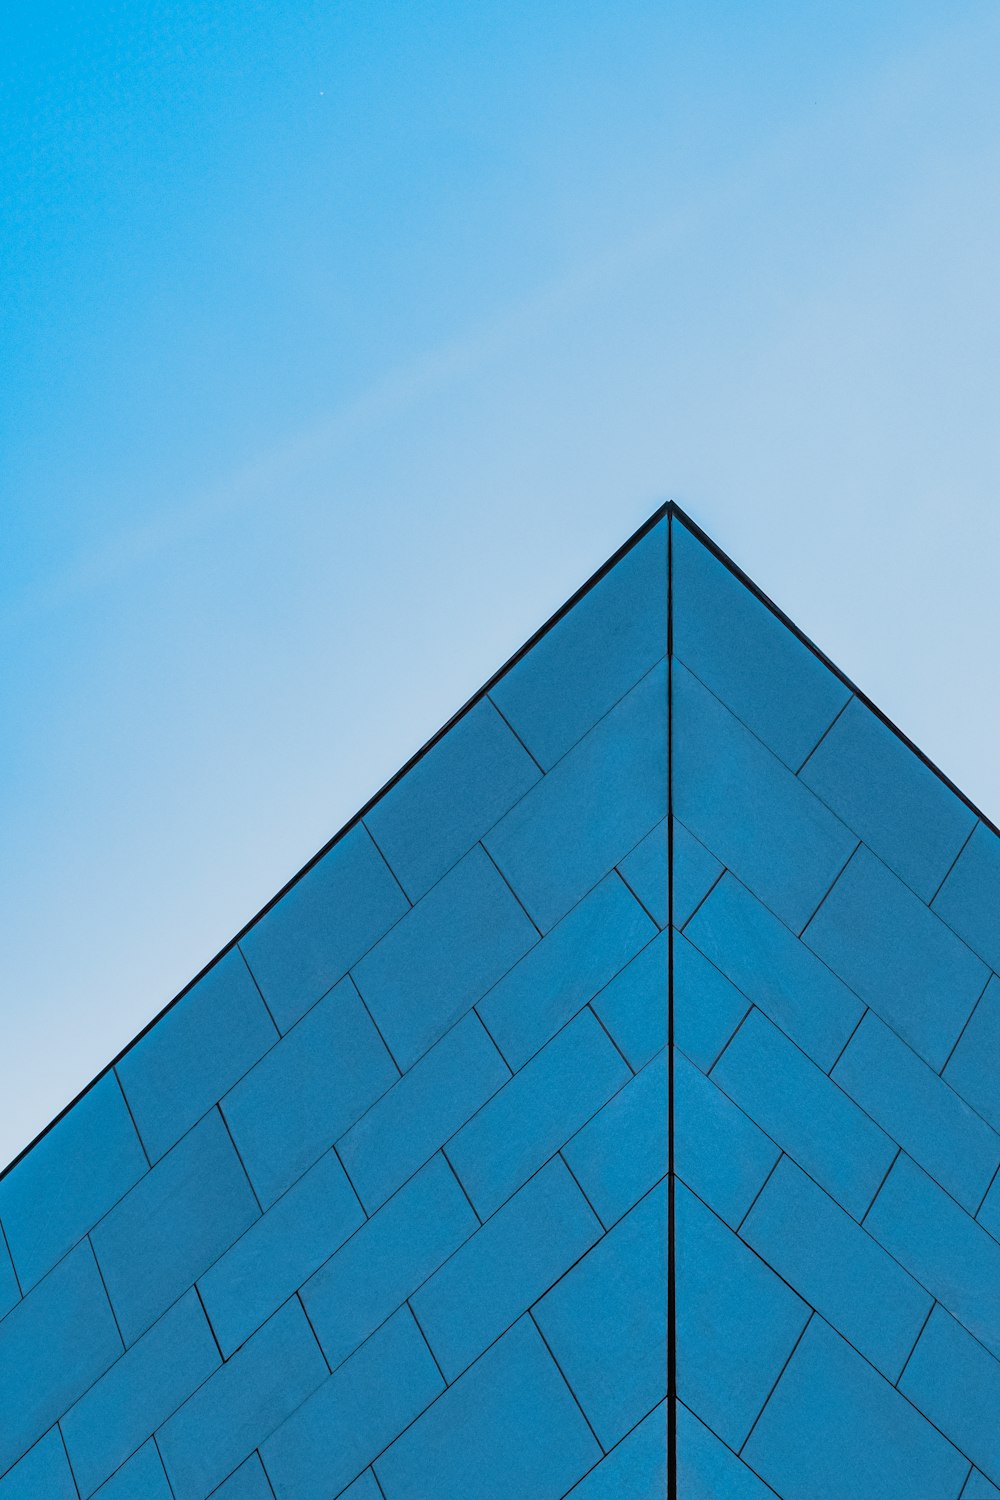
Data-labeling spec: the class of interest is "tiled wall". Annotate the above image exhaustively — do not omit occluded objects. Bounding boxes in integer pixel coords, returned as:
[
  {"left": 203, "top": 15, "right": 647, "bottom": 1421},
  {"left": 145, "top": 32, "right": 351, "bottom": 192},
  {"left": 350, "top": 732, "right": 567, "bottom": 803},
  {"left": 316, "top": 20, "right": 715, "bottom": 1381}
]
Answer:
[
  {"left": 673, "top": 515, "right": 1000, "bottom": 1499},
  {"left": 0, "top": 521, "right": 668, "bottom": 1498}
]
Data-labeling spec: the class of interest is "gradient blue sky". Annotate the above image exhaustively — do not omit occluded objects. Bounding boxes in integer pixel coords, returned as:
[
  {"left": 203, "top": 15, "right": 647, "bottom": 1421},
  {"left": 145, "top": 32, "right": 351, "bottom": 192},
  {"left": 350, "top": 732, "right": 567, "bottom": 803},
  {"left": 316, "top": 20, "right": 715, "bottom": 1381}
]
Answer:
[{"left": 3, "top": 1, "right": 1000, "bottom": 1165}]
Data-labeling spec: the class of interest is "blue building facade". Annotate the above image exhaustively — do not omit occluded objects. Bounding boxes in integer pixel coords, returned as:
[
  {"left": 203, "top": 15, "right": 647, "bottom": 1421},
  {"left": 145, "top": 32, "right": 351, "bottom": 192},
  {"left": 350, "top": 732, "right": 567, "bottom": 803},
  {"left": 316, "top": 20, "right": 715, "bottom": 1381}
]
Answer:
[{"left": 0, "top": 507, "right": 998, "bottom": 1496}]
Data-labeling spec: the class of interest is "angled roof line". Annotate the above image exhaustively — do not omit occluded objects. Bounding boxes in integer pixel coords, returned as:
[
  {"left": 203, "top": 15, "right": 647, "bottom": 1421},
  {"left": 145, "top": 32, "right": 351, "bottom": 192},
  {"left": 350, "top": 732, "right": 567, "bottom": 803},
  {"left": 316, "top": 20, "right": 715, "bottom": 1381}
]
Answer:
[{"left": 5, "top": 498, "right": 994, "bottom": 1184}]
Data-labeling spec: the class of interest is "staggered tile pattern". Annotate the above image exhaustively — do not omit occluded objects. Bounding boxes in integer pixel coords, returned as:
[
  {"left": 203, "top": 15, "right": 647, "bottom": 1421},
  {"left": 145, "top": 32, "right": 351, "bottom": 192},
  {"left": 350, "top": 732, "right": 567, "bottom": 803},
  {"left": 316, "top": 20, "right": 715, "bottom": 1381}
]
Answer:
[
  {"left": 0, "top": 522, "right": 668, "bottom": 1497},
  {"left": 673, "top": 514, "right": 1000, "bottom": 1499}
]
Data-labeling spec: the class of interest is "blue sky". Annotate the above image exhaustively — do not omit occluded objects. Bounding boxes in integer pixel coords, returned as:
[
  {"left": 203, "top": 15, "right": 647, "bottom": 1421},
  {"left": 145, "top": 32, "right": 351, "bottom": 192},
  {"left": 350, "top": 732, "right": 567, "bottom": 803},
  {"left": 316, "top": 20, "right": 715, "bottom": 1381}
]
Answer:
[{"left": 3, "top": 1, "right": 1000, "bottom": 1163}]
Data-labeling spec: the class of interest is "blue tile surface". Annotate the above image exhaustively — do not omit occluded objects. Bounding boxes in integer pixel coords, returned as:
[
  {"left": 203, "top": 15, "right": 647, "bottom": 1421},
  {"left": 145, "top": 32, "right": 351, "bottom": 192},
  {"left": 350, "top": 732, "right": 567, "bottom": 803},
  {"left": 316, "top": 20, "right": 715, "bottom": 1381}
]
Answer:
[
  {"left": 301, "top": 1155, "right": 477, "bottom": 1372},
  {"left": 412, "top": 1157, "right": 601, "bottom": 1380},
  {"left": 805, "top": 846, "right": 988, "bottom": 1069},
  {"left": 865, "top": 1155, "right": 1000, "bottom": 1359},
  {"left": 374, "top": 1317, "right": 601, "bottom": 1500},
  {"left": 0, "top": 1240, "right": 122, "bottom": 1475},
  {"left": 673, "top": 662, "right": 856, "bottom": 932},
  {"left": 685, "top": 874, "right": 861, "bottom": 1068},
  {"left": 964, "top": 1472, "right": 1000, "bottom": 1500},
  {"left": 0, "top": 1229, "right": 20, "bottom": 1321},
  {"left": 62, "top": 1289, "right": 220, "bottom": 1495},
  {"left": 262, "top": 1307, "right": 443, "bottom": 1500},
  {"left": 673, "top": 933, "right": 748, "bottom": 1074},
  {"left": 0, "top": 1431, "right": 77, "bottom": 1500},
  {"left": 364, "top": 697, "right": 540, "bottom": 901},
  {"left": 565, "top": 1403, "right": 667, "bottom": 1499},
  {"left": 800, "top": 696, "right": 975, "bottom": 901},
  {"left": 490, "top": 517, "right": 667, "bottom": 769},
  {"left": 834, "top": 1011, "right": 1000, "bottom": 1213},
  {"left": 239, "top": 822, "right": 408, "bottom": 1033},
  {"left": 945, "top": 975, "right": 1000, "bottom": 1133},
  {"left": 674, "top": 1051, "right": 778, "bottom": 1228},
  {"left": 477, "top": 873, "right": 655, "bottom": 1071},
  {"left": 91, "top": 1441, "right": 173, "bottom": 1499},
  {"left": 564, "top": 1051, "right": 667, "bottom": 1228},
  {"left": 534, "top": 1182, "right": 666, "bottom": 1449},
  {"left": 671, "top": 821, "right": 721, "bottom": 928},
  {"left": 619, "top": 817, "right": 669, "bottom": 927},
  {"left": 198, "top": 1149, "right": 363, "bottom": 1356},
  {"left": 900, "top": 1305, "right": 1000, "bottom": 1487},
  {"left": 222, "top": 976, "right": 397, "bottom": 1207},
  {"left": 711, "top": 1009, "right": 895, "bottom": 1220},
  {"left": 117, "top": 948, "right": 278, "bottom": 1163},
  {"left": 91, "top": 1110, "right": 259, "bottom": 1345},
  {"left": 741, "top": 1157, "right": 931, "bottom": 1381},
  {"left": 675, "top": 1184, "right": 808, "bottom": 1451},
  {"left": 210, "top": 1455, "right": 275, "bottom": 1499},
  {"left": 590, "top": 928, "right": 667, "bottom": 1070},
  {"left": 447, "top": 1008, "right": 630, "bottom": 1218},
  {"left": 484, "top": 662, "right": 667, "bottom": 932},
  {"left": 157, "top": 1299, "right": 328, "bottom": 1500},
  {"left": 337, "top": 1011, "right": 509, "bottom": 1212},
  {"left": 0, "top": 1071, "right": 147, "bottom": 1291},
  {"left": 676, "top": 1403, "right": 778, "bottom": 1500},
  {"left": 743, "top": 1318, "right": 967, "bottom": 1500},
  {"left": 934, "top": 820, "right": 1000, "bottom": 972},
  {"left": 353, "top": 846, "right": 537, "bottom": 1070},
  {"left": 672, "top": 517, "right": 849, "bottom": 769}
]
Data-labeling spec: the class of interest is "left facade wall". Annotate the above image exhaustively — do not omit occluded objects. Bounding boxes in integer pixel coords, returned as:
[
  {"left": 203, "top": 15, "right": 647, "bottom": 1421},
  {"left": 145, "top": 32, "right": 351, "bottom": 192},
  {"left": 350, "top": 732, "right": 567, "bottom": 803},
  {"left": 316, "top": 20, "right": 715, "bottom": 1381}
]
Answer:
[{"left": 0, "top": 515, "right": 669, "bottom": 1500}]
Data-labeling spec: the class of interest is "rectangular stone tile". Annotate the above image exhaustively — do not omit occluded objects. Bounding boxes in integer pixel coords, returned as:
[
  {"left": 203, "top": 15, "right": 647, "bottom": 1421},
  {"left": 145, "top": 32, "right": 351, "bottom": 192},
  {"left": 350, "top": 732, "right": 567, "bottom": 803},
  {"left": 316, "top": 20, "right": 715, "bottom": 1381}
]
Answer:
[
  {"left": 222, "top": 977, "right": 397, "bottom": 1207},
  {"left": 564, "top": 1051, "right": 668, "bottom": 1228},
  {"left": 674, "top": 1184, "right": 808, "bottom": 1453},
  {"left": 117, "top": 948, "right": 278, "bottom": 1163},
  {"left": 933, "top": 821, "right": 1000, "bottom": 972},
  {"left": 945, "top": 976, "right": 1000, "bottom": 1134},
  {"left": 0, "top": 1240, "right": 122, "bottom": 1475},
  {"left": 478, "top": 873, "right": 655, "bottom": 1071},
  {"left": 92, "top": 1441, "right": 172, "bottom": 1499},
  {"left": 671, "top": 516, "right": 850, "bottom": 770},
  {"left": 353, "top": 846, "right": 537, "bottom": 1070},
  {"left": 865, "top": 1155, "right": 1000, "bottom": 1359},
  {"left": 0, "top": 1071, "right": 147, "bottom": 1291},
  {"left": 261, "top": 1307, "right": 443, "bottom": 1500},
  {"left": 484, "top": 662, "right": 667, "bottom": 933},
  {"left": 673, "top": 933, "right": 748, "bottom": 1075},
  {"left": 447, "top": 1008, "right": 630, "bottom": 1219},
  {"left": 364, "top": 698, "right": 540, "bottom": 901},
  {"left": 239, "top": 822, "right": 409, "bottom": 1033},
  {"left": 337, "top": 1012, "right": 510, "bottom": 1212},
  {"left": 565, "top": 1403, "right": 667, "bottom": 1499},
  {"left": 534, "top": 1182, "right": 666, "bottom": 1450},
  {"left": 685, "top": 874, "right": 861, "bottom": 1069},
  {"left": 900, "top": 1305, "right": 1000, "bottom": 1488},
  {"left": 62, "top": 1289, "right": 220, "bottom": 1496},
  {"left": 301, "top": 1155, "right": 477, "bottom": 1372},
  {"left": 743, "top": 1319, "right": 967, "bottom": 1500},
  {"left": 590, "top": 928, "right": 667, "bottom": 1071},
  {"left": 374, "top": 1317, "right": 601, "bottom": 1500},
  {"left": 800, "top": 696, "right": 975, "bottom": 902},
  {"left": 711, "top": 1009, "right": 895, "bottom": 1220},
  {"left": 157, "top": 1299, "right": 328, "bottom": 1500},
  {"left": 673, "top": 663, "right": 856, "bottom": 933},
  {"left": 91, "top": 1110, "right": 259, "bottom": 1346},
  {"left": 805, "top": 846, "right": 988, "bottom": 1070},
  {"left": 676, "top": 1404, "right": 778, "bottom": 1500},
  {"left": 0, "top": 1431, "right": 77, "bottom": 1500},
  {"left": 198, "top": 1149, "right": 364, "bottom": 1357},
  {"left": 834, "top": 1011, "right": 1000, "bottom": 1213},
  {"left": 674, "top": 1052, "right": 778, "bottom": 1229},
  {"left": 670, "top": 820, "right": 721, "bottom": 929},
  {"left": 741, "top": 1157, "right": 931, "bottom": 1382},
  {"left": 490, "top": 517, "right": 667, "bottom": 769},
  {"left": 619, "top": 817, "right": 669, "bottom": 929},
  {"left": 412, "top": 1157, "right": 601, "bottom": 1380}
]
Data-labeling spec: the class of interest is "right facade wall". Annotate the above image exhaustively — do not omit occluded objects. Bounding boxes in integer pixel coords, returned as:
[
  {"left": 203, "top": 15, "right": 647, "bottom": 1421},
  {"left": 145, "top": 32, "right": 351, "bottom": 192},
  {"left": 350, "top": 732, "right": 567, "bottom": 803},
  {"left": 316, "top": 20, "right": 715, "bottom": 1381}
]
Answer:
[{"left": 672, "top": 509, "right": 1000, "bottom": 1499}]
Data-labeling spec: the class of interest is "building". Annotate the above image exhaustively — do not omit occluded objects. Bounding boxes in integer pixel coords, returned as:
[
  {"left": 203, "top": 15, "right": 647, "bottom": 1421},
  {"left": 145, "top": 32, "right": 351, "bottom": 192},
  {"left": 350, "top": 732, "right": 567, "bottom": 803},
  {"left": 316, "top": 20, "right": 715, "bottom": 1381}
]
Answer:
[{"left": 0, "top": 505, "right": 996, "bottom": 1497}]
